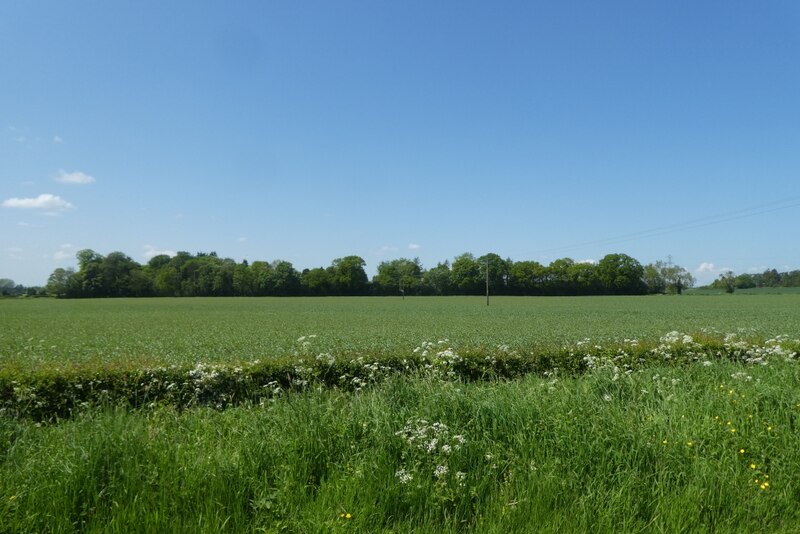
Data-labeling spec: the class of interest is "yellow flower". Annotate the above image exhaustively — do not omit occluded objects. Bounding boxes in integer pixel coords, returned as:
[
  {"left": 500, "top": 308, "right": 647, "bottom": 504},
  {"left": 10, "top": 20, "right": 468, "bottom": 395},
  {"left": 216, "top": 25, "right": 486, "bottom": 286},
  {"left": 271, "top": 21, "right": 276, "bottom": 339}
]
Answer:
[
  {"left": 767, "top": 426, "right": 773, "bottom": 432},
  {"left": 750, "top": 463, "right": 757, "bottom": 470},
  {"left": 662, "top": 439, "right": 668, "bottom": 445},
  {"left": 760, "top": 484, "right": 767, "bottom": 490},
  {"left": 687, "top": 441, "right": 694, "bottom": 447},
  {"left": 730, "top": 428, "right": 737, "bottom": 433},
  {"left": 739, "top": 449, "right": 745, "bottom": 454}
]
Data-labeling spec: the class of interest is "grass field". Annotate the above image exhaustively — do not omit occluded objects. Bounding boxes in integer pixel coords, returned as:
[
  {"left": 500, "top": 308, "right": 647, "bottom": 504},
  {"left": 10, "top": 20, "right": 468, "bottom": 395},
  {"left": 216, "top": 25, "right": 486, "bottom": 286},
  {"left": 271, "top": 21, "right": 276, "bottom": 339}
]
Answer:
[
  {"left": 3, "top": 294, "right": 800, "bottom": 372},
  {"left": 2, "top": 295, "right": 800, "bottom": 532}
]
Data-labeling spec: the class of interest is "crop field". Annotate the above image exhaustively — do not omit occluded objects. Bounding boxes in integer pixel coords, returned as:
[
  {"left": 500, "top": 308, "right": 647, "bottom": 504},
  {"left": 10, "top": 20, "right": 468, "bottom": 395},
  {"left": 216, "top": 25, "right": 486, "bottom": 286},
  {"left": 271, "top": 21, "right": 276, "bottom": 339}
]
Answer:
[
  {"left": 2, "top": 295, "right": 800, "bottom": 532},
  {"left": 3, "top": 294, "right": 800, "bottom": 372}
]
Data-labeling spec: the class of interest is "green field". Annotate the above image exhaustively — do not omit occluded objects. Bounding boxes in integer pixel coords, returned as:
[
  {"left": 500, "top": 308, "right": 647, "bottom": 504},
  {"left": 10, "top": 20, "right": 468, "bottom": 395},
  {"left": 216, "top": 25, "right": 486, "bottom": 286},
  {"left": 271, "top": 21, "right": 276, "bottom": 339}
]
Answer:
[
  {"left": 3, "top": 295, "right": 800, "bottom": 532},
  {"left": 3, "top": 294, "right": 800, "bottom": 372}
]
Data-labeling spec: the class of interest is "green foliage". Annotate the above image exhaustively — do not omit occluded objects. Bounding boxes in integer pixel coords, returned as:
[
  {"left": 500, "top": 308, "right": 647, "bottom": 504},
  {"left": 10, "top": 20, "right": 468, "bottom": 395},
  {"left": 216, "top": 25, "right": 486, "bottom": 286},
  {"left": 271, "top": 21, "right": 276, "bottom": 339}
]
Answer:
[
  {"left": 644, "top": 260, "right": 696, "bottom": 294},
  {"left": 1, "top": 330, "right": 797, "bottom": 422},
  {"left": 3, "top": 357, "right": 800, "bottom": 531},
  {"left": 450, "top": 253, "right": 482, "bottom": 295},
  {"left": 597, "top": 253, "right": 647, "bottom": 295},
  {"left": 715, "top": 271, "right": 737, "bottom": 293},
  {"left": 373, "top": 258, "right": 424, "bottom": 296}
]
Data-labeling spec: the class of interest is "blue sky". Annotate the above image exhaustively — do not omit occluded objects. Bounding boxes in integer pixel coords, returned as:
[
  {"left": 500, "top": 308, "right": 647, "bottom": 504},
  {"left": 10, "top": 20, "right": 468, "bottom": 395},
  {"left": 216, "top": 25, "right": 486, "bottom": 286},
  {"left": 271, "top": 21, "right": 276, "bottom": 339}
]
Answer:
[{"left": 2, "top": 1, "right": 800, "bottom": 287}]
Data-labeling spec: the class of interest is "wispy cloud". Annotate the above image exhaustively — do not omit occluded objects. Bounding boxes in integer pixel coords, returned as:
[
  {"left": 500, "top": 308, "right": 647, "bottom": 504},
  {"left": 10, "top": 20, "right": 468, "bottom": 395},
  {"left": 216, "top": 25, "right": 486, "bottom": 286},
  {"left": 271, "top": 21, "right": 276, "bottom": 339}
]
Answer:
[
  {"left": 237, "top": 236, "right": 247, "bottom": 243},
  {"left": 53, "top": 244, "right": 75, "bottom": 261},
  {"left": 2, "top": 194, "right": 74, "bottom": 211},
  {"left": 697, "top": 262, "right": 719, "bottom": 274},
  {"left": 408, "top": 243, "right": 421, "bottom": 250},
  {"left": 53, "top": 135, "right": 64, "bottom": 144},
  {"left": 56, "top": 170, "right": 95, "bottom": 184},
  {"left": 143, "top": 245, "right": 176, "bottom": 259}
]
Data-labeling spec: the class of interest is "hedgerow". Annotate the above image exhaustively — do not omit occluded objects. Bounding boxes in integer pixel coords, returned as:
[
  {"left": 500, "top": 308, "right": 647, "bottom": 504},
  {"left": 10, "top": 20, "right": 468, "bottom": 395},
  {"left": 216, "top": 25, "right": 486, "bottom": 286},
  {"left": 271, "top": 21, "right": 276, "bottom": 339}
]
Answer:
[{"left": 1, "top": 332, "right": 797, "bottom": 422}]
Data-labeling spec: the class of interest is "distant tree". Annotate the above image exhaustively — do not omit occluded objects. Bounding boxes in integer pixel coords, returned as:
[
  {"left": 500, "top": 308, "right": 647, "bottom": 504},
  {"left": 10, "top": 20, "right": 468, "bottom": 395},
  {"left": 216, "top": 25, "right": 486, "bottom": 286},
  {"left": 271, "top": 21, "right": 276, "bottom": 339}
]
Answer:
[
  {"left": 508, "top": 260, "right": 546, "bottom": 295},
  {"left": 597, "top": 253, "right": 646, "bottom": 295},
  {"left": 373, "top": 258, "right": 423, "bottom": 296},
  {"left": 0, "top": 278, "right": 14, "bottom": 296},
  {"left": 545, "top": 258, "right": 576, "bottom": 295},
  {"left": 212, "top": 258, "right": 236, "bottom": 296},
  {"left": 46, "top": 268, "right": 77, "bottom": 298},
  {"left": 734, "top": 273, "right": 756, "bottom": 289},
  {"left": 782, "top": 270, "right": 800, "bottom": 287},
  {"left": 102, "top": 251, "right": 139, "bottom": 297},
  {"left": 450, "top": 253, "right": 482, "bottom": 295},
  {"left": 73, "top": 249, "right": 106, "bottom": 297},
  {"left": 644, "top": 260, "right": 695, "bottom": 294},
  {"left": 328, "top": 256, "right": 369, "bottom": 295},
  {"left": 301, "top": 267, "right": 332, "bottom": 296},
  {"left": 422, "top": 261, "right": 451, "bottom": 295},
  {"left": 233, "top": 262, "right": 254, "bottom": 296},
  {"left": 270, "top": 260, "right": 301, "bottom": 296},
  {"left": 643, "top": 262, "right": 667, "bottom": 294},
  {"left": 718, "top": 271, "right": 736, "bottom": 293},
  {"left": 478, "top": 253, "right": 510, "bottom": 295},
  {"left": 147, "top": 254, "right": 172, "bottom": 271},
  {"left": 569, "top": 261, "right": 601, "bottom": 295},
  {"left": 761, "top": 269, "right": 781, "bottom": 287}
]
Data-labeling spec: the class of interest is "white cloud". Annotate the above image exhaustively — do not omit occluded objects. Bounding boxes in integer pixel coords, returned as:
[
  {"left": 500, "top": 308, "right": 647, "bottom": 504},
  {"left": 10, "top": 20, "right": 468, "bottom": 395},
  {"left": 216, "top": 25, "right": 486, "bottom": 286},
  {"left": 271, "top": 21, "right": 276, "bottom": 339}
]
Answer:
[
  {"left": 53, "top": 135, "right": 64, "bottom": 144},
  {"left": 2, "top": 194, "right": 74, "bottom": 211},
  {"left": 577, "top": 258, "right": 596, "bottom": 265},
  {"left": 696, "top": 262, "right": 718, "bottom": 274},
  {"left": 237, "top": 236, "right": 247, "bottom": 242},
  {"left": 408, "top": 243, "right": 421, "bottom": 250},
  {"left": 56, "top": 170, "right": 95, "bottom": 184},
  {"left": 695, "top": 262, "right": 733, "bottom": 276},
  {"left": 143, "top": 245, "right": 176, "bottom": 259},
  {"left": 53, "top": 244, "right": 75, "bottom": 261}
]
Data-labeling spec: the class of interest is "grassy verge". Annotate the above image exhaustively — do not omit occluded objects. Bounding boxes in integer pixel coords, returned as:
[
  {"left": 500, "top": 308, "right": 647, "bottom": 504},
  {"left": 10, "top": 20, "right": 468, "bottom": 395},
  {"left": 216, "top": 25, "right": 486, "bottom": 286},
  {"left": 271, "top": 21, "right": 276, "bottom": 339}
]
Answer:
[{"left": 3, "top": 355, "right": 800, "bottom": 532}]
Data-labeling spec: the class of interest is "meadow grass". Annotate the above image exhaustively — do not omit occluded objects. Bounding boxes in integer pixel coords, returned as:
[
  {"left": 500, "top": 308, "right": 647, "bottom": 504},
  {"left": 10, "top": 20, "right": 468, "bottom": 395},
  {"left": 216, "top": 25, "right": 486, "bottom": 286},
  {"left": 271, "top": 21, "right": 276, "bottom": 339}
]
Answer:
[
  {"left": 2, "top": 295, "right": 800, "bottom": 531},
  {"left": 3, "top": 357, "right": 800, "bottom": 532}
]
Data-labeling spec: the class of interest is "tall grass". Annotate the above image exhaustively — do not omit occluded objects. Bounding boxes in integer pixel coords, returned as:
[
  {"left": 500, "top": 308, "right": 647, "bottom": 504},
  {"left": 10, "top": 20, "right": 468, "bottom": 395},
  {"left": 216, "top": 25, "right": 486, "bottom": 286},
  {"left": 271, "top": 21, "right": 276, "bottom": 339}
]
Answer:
[{"left": 3, "top": 358, "right": 800, "bottom": 532}]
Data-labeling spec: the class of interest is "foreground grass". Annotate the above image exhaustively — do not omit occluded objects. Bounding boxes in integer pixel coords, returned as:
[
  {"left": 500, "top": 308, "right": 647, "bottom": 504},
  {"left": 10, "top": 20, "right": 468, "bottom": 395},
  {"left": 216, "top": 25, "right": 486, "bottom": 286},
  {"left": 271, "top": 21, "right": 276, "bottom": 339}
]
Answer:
[{"left": 3, "top": 359, "right": 800, "bottom": 532}]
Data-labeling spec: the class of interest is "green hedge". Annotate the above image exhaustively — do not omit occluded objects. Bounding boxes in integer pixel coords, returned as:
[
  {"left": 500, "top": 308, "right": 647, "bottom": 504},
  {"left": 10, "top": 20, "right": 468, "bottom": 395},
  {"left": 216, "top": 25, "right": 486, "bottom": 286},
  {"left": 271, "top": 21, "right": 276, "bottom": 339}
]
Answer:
[{"left": 2, "top": 332, "right": 797, "bottom": 421}]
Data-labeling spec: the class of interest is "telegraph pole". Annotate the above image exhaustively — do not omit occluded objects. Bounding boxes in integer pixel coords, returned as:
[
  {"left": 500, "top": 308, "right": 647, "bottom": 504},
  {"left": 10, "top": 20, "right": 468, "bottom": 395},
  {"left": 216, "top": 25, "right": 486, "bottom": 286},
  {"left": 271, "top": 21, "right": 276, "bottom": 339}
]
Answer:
[{"left": 486, "top": 258, "right": 490, "bottom": 306}]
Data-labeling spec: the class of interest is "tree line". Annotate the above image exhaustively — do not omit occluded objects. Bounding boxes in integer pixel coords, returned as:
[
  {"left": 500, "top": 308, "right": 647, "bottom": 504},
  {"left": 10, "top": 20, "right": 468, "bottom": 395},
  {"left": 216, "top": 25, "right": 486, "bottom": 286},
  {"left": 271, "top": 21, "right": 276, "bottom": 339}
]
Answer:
[
  {"left": 43, "top": 249, "right": 701, "bottom": 298},
  {"left": 709, "top": 268, "right": 800, "bottom": 293}
]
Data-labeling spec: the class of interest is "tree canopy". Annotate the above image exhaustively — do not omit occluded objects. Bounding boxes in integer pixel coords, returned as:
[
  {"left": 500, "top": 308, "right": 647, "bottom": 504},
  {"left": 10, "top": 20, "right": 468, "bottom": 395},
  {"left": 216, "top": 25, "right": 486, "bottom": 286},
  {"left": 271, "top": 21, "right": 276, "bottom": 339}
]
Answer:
[{"left": 38, "top": 249, "right": 714, "bottom": 298}]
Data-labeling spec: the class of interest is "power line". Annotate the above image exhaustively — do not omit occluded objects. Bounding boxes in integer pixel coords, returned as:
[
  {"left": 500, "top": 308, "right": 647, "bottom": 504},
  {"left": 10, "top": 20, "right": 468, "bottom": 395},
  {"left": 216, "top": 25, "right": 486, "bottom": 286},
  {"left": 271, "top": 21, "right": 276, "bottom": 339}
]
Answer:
[{"left": 532, "top": 195, "right": 800, "bottom": 256}]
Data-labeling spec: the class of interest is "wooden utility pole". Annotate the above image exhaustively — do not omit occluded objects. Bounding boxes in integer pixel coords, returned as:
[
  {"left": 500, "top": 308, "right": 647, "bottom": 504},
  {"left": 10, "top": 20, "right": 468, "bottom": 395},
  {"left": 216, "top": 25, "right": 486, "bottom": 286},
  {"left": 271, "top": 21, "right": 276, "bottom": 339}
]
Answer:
[{"left": 486, "top": 258, "right": 490, "bottom": 306}]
